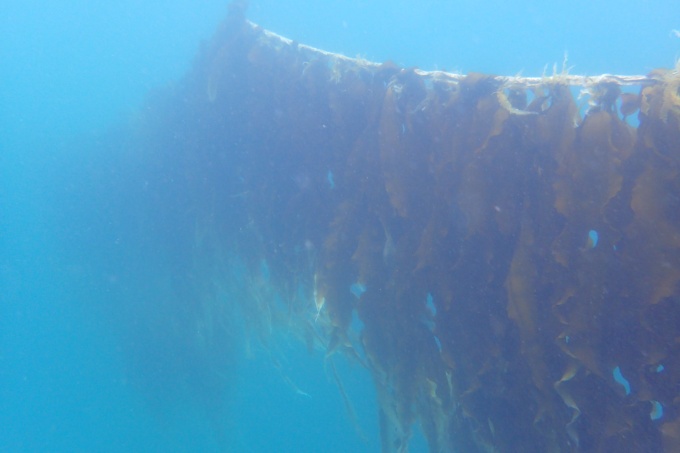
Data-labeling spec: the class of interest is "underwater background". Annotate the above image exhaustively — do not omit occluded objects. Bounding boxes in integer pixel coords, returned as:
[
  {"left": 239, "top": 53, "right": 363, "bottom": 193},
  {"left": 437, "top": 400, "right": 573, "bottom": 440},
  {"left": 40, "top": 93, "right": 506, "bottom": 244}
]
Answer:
[{"left": 2, "top": 1, "right": 680, "bottom": 452}]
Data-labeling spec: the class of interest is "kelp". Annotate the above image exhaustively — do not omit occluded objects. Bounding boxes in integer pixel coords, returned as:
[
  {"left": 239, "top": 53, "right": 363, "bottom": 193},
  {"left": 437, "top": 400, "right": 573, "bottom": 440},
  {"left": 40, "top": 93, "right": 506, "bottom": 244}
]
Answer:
[{"left": 137, "top": 4, "right": 680, "bottom": 451}]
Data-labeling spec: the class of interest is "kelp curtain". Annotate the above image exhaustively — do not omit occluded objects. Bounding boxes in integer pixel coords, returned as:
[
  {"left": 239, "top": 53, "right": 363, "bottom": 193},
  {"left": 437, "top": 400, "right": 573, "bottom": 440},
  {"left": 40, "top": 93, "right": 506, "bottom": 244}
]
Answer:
[{"left": 133, "top": 5, "right": 680, "bottom": 452}]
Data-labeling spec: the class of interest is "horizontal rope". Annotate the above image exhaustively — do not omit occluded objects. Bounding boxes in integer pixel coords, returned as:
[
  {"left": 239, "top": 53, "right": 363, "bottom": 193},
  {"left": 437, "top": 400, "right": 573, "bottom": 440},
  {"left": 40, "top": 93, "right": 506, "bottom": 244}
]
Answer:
[{"left": 254, "top": 21, "right": 661, "bottom": 88}]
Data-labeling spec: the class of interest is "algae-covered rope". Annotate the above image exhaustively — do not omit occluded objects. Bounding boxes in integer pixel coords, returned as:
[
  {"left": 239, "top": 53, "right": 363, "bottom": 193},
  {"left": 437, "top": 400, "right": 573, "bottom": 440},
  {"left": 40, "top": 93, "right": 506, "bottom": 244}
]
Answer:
[{"left": 254, "top": 21, "right": 660, "bottom": 89}]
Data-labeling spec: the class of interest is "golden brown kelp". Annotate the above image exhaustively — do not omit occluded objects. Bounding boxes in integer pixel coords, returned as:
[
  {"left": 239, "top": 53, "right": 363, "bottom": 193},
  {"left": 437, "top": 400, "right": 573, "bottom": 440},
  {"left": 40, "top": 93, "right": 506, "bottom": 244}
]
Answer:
[{"left": 142, "top": 5, "right": 680, "bottom": 451}]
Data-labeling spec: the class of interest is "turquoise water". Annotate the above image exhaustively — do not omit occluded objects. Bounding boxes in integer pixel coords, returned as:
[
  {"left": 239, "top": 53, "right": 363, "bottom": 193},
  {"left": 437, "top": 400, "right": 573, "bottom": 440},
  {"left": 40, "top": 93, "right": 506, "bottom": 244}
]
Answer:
[{"left": 2, "top": 1, "right": 679, "bottom": 451}]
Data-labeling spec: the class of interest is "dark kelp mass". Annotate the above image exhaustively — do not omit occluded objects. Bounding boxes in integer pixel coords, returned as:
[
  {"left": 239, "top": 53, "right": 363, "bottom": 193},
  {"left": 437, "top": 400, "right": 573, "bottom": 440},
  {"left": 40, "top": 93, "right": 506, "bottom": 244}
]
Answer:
[{"left": 133, "top": 5, "right": 680, "bottom": 452}]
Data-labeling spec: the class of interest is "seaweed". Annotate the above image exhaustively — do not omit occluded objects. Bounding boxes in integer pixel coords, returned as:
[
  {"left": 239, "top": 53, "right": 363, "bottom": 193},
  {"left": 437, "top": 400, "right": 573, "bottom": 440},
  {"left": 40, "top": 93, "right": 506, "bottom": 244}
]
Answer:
[{"left": 136, "top": 6, "right": 680, "bottom": 452}]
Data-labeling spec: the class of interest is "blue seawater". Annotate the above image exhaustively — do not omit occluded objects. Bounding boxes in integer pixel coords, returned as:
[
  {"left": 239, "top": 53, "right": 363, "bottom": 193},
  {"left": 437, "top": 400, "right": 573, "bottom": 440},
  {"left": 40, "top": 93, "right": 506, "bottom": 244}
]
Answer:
[{"left": 2, "top": 1, "right": 679, "bottom": 451}]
